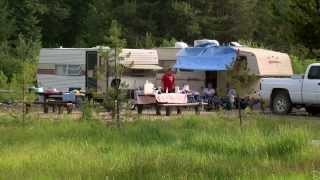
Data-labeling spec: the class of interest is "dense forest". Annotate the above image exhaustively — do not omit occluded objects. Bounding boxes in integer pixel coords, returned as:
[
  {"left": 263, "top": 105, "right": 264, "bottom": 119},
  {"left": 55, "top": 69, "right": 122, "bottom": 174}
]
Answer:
[{"left": 0, "top": 0, "right": 320, "bottom": 80}]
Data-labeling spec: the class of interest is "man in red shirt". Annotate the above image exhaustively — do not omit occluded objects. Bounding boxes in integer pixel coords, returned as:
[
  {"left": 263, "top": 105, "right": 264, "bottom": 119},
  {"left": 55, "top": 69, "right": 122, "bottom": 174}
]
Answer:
[{"left": 161, "top": 69, "right": 176, "bottom": 93}]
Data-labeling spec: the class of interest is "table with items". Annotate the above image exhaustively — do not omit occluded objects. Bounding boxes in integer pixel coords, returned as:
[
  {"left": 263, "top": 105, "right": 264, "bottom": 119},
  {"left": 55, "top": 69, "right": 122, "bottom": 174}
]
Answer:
[
  {"left": 39, "top": 88, "right": 85, "bottom": 114},
  {"left": 135, "top": 90, "right": 206, "bottom": 116}
]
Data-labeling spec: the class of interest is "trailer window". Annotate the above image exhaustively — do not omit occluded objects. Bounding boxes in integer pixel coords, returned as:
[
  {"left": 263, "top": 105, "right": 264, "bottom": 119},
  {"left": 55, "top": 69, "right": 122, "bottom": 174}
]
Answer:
[
  {"left": 68, "top": 65, "right": 81, "bottom": 76},
  {"left": 56, "top": 64, "right": 81, "bottom": 76},
  {"left": 308, "top": 66, "right": 320, "bottom": 79},
  {"left": 56, "top": 65, "right": 67, "bottom": 75}
]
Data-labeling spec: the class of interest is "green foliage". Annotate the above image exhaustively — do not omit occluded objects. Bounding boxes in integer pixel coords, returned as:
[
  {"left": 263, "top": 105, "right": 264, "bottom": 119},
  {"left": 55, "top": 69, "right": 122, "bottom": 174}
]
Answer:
[
  {"left": 0, "top": 0, "right": 15, "bottom": 42},
  {"left": 0, "top": 71, "right": 8, "bottom": 87},
  {"left": 0, "top": 114, "right": 319, "bottom": 179},
  {"left": 81, "top": 100, "right": 93, "bottom": 121},
  {"left": 287, "top": 0, "right": 320, "bottom": 52},
  {"left": 226, "top": 60, "right": 259, "bottom": 97},
  {"left": 239, "top": 39, "right": 266, "bottom": 49},
  {"left": 0, "top": 35, "right": 39, "bottom": 121},
  {"left": 144, "top": 32, "right": 155, "bottom": 48},
  {"left": 0, "top": 71, "right": 9, "bottom": 101},
  {"left": 0, "top": 0, "right": 319, "bottom": 59},
  {"left": 98, "top": 19, "right": 129, "bottom": 127},
  {"left": 105, "top": 20, "right": 127, "bottom": 49},
  {"left": 160, "top": 38, "right": 177, "bottom": 47},
  {"left": 291, "top": 56, "right": 318, "bottom": 74}
]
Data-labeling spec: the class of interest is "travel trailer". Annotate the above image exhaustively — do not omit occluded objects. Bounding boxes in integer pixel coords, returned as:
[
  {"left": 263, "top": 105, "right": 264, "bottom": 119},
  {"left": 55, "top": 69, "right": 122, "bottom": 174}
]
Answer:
[
  {"left": 214, "top": 47, "right": 293, "bottom": 95},
  {"left": 172, "top": 44, "right": 293, "bottom": 96},
  {"left": 37, "top": 48, "right": 162, "bottom": 92},
  {"left": 37, "top": 48, "right": 98, "bottom": 92}
]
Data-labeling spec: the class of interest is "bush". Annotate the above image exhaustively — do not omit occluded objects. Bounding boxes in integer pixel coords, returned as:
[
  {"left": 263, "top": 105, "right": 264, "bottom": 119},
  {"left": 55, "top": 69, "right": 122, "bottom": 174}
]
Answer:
[{"left": 291, "top": 56, "right": 318, "bottom": 74}]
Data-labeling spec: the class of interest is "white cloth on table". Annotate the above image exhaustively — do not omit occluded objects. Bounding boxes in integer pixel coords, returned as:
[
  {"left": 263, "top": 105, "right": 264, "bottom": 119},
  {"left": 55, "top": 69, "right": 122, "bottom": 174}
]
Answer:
[
  {"left": 136, "top": 93, "right": 188, "bottom": 105},
  {"left": 156, "top": 93, "right": 187, "bottom": 104}
]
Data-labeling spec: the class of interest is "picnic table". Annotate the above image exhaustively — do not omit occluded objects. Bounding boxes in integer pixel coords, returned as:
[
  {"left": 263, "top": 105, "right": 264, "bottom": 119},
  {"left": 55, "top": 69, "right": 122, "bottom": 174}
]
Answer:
[
  {"left": 40, "top": 91, "right": 74, "bottom": 114},
  {"left": 136, "top": 93, "right": 206, "bottom": 116}
]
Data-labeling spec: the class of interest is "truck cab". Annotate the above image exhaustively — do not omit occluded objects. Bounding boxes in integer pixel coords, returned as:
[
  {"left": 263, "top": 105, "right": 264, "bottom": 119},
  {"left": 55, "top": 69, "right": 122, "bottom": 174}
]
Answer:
[
  {"left": 260, "top": 63, "right": 320, "bottom": 115},
  {"left": 302, "top": 63, "right": 320, "bottom": 104}
]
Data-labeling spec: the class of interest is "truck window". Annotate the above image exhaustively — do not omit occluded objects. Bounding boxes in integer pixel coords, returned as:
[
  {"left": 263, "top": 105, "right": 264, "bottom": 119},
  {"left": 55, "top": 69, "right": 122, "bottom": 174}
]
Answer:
[{"left": 308, "top": 66, "right": 320, "bottom": 79}]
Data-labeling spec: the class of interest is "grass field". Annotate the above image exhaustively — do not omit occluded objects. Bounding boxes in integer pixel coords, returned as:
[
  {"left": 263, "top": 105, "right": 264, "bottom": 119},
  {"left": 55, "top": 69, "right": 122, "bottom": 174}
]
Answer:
[{"left": 0, "top": 113, "right": 320, "bottom": 179}]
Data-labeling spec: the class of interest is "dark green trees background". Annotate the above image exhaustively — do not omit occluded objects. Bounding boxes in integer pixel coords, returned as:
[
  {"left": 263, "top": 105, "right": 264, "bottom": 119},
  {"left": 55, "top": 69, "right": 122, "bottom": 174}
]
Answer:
[
  {"left": 0, "top": 0, "right": 318, "bottom": 50},
  {"left": 0, "top": 0, "right": 319, "bottom": 64}
]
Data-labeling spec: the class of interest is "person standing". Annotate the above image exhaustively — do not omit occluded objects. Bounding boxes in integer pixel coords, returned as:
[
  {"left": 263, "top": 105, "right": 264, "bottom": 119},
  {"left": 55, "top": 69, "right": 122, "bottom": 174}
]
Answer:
[{"left": 161, "top": 69, "right": 176, "bottom": 93}]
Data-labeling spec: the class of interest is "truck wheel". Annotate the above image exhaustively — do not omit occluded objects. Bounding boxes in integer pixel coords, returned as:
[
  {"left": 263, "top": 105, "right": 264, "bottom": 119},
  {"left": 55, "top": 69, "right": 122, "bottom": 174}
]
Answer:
[
  {"left": 271, "top": 92, "right": 292, "bottom": 115},
  {"left": 306, "top": 106, "right": 319, "bottom": 116}
]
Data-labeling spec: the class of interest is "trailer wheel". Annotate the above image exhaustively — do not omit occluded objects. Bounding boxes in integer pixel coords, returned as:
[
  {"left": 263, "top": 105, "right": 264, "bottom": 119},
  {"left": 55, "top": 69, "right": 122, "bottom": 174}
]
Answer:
[
  {"left": 306, "top": 106, "right": 319, "bottom": 116},
  {"left": 271, "top": 91, "right": 292, "bottom": 115}
]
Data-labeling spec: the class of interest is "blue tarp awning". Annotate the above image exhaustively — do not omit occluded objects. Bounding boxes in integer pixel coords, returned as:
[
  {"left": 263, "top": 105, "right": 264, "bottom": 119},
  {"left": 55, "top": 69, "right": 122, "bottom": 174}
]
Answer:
[{"left": 174, "top": 46, "right": 237, "bottom": 71}]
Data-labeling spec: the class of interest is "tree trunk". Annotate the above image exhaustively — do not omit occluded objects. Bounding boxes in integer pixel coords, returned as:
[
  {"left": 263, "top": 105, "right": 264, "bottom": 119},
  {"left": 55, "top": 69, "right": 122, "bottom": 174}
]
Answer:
[
  {"left": 238, "top": 95, "right": 242, "bottom": 126},
  {"left": 22, "top": 64, "right": 25, "bottom": 125},
  {"left": 116, "top": 99, "right": 120, "bottom": 128},
  {"left": 106, "top": 57, "right": 109, "bottom": 89},
  {"left": 114, "top": 48, "right": 120, "bottom": 128}
]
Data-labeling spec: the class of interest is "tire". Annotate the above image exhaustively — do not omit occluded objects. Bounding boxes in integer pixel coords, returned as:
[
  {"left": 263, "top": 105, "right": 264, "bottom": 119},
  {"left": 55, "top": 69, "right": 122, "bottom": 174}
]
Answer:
[
  {"left": 306, "top": 106, "right": 319, "bottom": 116},
  {"left": 271, "top": 91, "right": 292, "bottom": 115}
]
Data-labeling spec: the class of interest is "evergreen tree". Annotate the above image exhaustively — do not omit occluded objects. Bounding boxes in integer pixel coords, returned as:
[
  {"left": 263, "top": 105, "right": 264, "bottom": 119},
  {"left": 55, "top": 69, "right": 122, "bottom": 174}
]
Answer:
[
  {"left": 0, "top": 0, "right": 15, "bottom": 42},
  {"left": 288, "top": 0, "right": 320, "bottom": 56},
  {"left": 144, "top": 32, "right": 156, "bottom": 48},
  {"left": 38, "top": 0, "right": 71, "bottom": 47},
  {"left": 8, "top": 0, "right": 44, "bottom": 41}
]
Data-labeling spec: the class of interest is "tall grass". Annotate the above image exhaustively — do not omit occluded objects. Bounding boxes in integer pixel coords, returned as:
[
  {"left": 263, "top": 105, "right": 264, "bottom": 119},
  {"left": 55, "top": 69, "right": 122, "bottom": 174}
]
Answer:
[{"left": 0, "top": 114, "right": 319, "bottom": 179}]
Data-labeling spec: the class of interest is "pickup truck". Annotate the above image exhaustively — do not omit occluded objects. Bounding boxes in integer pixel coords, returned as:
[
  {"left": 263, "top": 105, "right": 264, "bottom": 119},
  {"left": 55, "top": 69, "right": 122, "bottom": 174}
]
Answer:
[{"left": 260, "top": 63, "right": 320, "bottom": 115}]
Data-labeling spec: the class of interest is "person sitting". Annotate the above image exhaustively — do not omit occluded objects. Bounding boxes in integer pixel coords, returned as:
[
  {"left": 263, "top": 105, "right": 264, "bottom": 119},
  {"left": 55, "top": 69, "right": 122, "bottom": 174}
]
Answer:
[
  {"left": 227, "top": 84, "right": 237, "bottom": 109},
  {"left": 181, "top": 84, "right": 198, "bottom": 103},
  {"left": 203, "top": 83, "right": 215, "bottom": 100},
  {"left": 202, "top": 83, "right": 216, "bottom": 110},
  {"left": 161, "top": 69, "right": 176, "bottom": 93},
  {"left": 181, "top": 84, "right": 191, "bottom": 94}
]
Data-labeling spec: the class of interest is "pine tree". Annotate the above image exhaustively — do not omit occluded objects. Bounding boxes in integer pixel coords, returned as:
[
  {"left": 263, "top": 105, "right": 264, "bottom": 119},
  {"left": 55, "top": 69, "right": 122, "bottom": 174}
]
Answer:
[
  {"left": 226, "top": 59, "right": 258, "bottom": 126},
  {"left": 99, "top": 20, "right": 127, "bottom": 128},
  {"left": 144, "top": 32, "right": 156, "bottom": 48},
  {"left": 0, "top": 0, "right": 15, "bottom": 42}
]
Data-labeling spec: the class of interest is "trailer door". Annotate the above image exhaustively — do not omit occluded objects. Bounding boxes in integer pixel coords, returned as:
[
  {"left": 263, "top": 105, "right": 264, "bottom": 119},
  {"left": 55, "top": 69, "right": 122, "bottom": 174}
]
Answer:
[{"left": 86, "top": 51, "right": 98, "bottom": 91}]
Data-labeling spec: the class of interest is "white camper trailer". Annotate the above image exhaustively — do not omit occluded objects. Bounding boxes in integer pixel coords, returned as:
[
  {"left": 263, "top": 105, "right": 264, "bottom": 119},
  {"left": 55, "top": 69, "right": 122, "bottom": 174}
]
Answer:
[
  {"left": 37, "top": 48, "right": 98, "bottom": 92},
  {"left": 37, "top": 48, "right": 162, "bottom": 92}
]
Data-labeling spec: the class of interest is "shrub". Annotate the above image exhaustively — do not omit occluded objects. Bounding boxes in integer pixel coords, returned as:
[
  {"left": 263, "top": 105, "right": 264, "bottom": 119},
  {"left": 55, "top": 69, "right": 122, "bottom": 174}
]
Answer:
[{"left": 291, "top": 56, "right": 318, "bottom": 74}]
